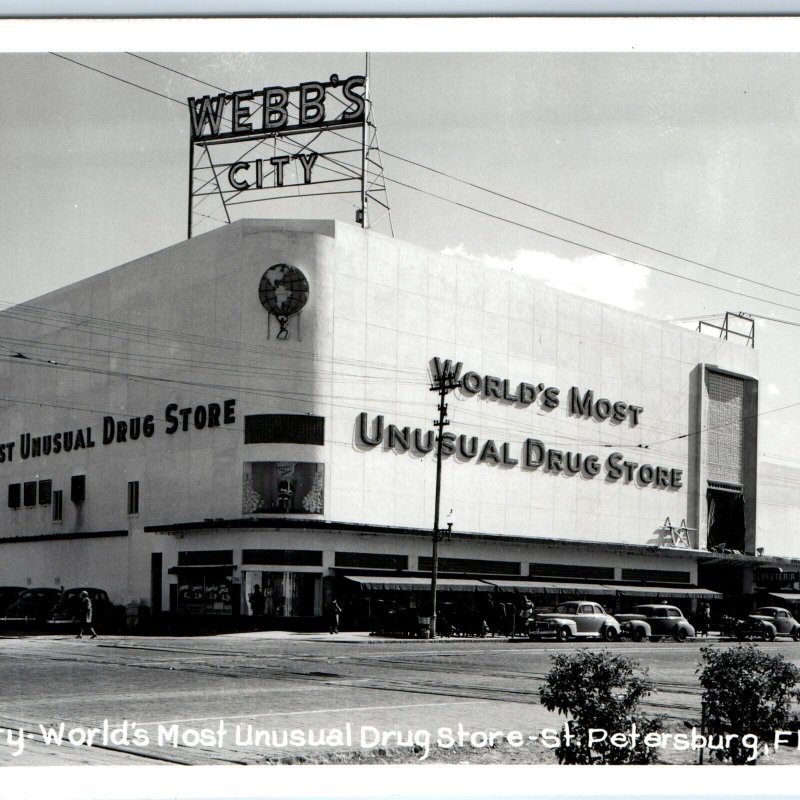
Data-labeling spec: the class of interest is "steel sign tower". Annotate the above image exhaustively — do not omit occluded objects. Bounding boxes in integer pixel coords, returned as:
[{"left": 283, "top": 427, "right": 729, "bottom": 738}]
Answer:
[{"left": 187, "top": 63, "right": 392, "bottom": 238}]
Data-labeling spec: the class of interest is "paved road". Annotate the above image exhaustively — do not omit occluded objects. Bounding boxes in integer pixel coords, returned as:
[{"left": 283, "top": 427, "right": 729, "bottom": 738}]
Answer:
[{"left": 1, "top": 631, "right": 799, "bottom": 765}]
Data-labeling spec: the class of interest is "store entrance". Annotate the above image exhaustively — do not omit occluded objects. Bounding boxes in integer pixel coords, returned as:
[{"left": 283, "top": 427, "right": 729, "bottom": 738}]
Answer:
[{"left": 243, "top": 570, "right": 322, "bottom": 618}]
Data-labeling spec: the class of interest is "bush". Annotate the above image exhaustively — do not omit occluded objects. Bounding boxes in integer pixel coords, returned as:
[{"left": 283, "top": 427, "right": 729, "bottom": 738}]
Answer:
[
  {"left": 698, "top": 644, "right": 800, "bottom": 764},
  {"left": 539, "top": 649, "right": 662, "bottom": 764}
]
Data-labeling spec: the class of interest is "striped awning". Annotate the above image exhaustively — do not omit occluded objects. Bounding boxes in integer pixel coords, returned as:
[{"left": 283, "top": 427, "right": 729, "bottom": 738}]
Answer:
[{"left": 768, "top": 592, "right": 800, "bottom": 604}]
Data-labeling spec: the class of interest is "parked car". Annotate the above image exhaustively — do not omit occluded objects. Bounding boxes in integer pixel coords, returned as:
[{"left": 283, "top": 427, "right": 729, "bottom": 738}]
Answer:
[
  {"left": 720, "top": 613, "right": 778, "bottom": 642},
  {"left": 47, "top": 587, "right": 125, "bottom": 632},
  {"left": 748, "top": 607, "right": 800, "bottom": 641},
  {"left": 0, "top": 586, "right": 26, "bottom": 616},
  {"left": 616, "top": 604, "right": 696, "bottom": 642},
  {"left": 3, "top": 588, "right": 62, "bottom": 624},
  {"left": 528, "top": 600, "right": 622, "bottom": 641}
]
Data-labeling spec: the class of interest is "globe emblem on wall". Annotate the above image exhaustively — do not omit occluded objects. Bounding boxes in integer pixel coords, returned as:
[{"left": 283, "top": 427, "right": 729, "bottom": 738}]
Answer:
[{"left": 258, "top": 264, "right": 309, "bottom": 340}]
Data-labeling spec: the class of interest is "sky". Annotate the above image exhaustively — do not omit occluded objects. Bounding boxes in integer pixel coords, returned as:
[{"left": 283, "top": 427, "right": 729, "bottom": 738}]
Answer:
[{"left": 2, "top": 21, "right": 800, "bottom": 465}]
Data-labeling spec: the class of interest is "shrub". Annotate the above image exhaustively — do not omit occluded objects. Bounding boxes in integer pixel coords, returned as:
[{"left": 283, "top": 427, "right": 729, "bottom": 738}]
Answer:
[
  {"left": 539, "top": 649, "right": 662, "bottom": 764},
  {"left": 698, "top": 644, "right": 800, "bottom": 764}
]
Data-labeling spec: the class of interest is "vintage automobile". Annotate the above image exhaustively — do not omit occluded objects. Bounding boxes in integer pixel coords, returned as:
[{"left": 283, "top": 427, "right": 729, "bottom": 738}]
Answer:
[
  {"left": 616, "top": 604, "right": 696, "bottom": 642},
  {"left": 3, "top": 587, "right": 62, "bottom": 624},
  {"left": 527, "top": 600, "right": 622, "bottom": 641},
  {"left": 747, "top": 607, "right": 800, "bottom": 641},
  {"left": 47, "top": 587, "right": 126, "bottom": 632},
  {"left": 0, "top": 586, "right": 26, "bottom": 616}
]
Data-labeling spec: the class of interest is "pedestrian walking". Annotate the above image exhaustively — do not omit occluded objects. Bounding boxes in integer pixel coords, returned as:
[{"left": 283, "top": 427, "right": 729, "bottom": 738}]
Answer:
[
  {"left": 327, "top": 597, "right": 342, "bottom": 634},
  {"left": 76, "top": 590, "right": 97, "bottom": 639}
]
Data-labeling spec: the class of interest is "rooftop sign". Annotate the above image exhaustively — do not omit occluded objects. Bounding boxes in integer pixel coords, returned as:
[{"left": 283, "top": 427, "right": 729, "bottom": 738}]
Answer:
[
  {"left": 186, "top": 74, "right": 384, "bottom": 239},
  {"left": 188, "top": 75, "right": 366, "bottom": 143}
]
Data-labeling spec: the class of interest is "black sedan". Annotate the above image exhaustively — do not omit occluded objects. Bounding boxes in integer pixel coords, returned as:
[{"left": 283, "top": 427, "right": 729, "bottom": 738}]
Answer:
[
  {"left": 3, "top": 588, "right": 62, "bottom": 624},
  {"left": 0, "top": 586, "right": 26, "bottom": 616}
]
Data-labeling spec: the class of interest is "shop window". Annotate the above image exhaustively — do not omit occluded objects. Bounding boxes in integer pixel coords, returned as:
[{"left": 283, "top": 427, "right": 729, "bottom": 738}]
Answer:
[
  {"left": 243, "top": 549, "right": 322, "bottom": 566},
  {"left": 418, "top": 556, "right": 520, "bottom": 575},
  {"left": 8, "top": 483, "right": 20, "bottom": 510},
  {"left": 242, "top": 462, "right": 324, "bottom": 514},
  {"left": 335, "top": 552, "right": 408, "bottom": 570},
  {"left": 243, "top": 570, "right": 321, "bottom": 617},
  {"left": 23, "top": 482, "right": 36, "bottom": 507},
  {"left": 621, "top": 568, "right": 691, "bottom": 584},
  {"left": 178, "top": 550, "right": 233, "bottom": 566},
  {"left": 244, "top": 414, "right": 324, "bottom": 445},
  {"left": 176, "top": 568, "right": 234, "bottom": 616},
  {"left": 38, "top": 480, "right": 52, "bottom": 506},
  {"left": 52, "top": 490, "right": 63, "bottom": 522},
  {"left": 529, "top": 563, "right": 614, "bottom": 580},
  {"left": 127, "top": 481, "right": 140, "bottom": 515}
]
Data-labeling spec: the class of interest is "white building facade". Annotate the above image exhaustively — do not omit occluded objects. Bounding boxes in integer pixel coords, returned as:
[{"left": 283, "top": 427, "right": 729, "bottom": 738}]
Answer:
[{"left": 0, "top": 219, "right": 793, "bottom": 626}]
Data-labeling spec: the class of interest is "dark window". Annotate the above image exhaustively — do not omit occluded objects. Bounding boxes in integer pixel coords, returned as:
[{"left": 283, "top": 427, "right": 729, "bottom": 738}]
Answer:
[
  {"left": 23, "top": 482, "right": 36, "bottom": 507},
  {"left": 244, "top": 414, "right": 324, "bottom": 445},
  {"left": 529, "top": 562, "right": 614, "bottom": 580},
  {"left": 38, "top": 480, "right": 52, "bottom": 506},
  {"left": 242, "top": 549, "right": 322, "bottom": 566},
  {"left": 52, "top": 490, "right": 63, "bottom": 522},
  {"left": 71, "top": 475, "right": 85, "bottom": 504},
  {"left": 127, "top": 481, "right": 140, "bottom": 515},
  {"left": 8, "top": 484, "right": 20, "bottom": 509},
  {"left": 335, "top": 552, "right": 408, "bottom": 570},
  {"left": 418, "top": 556, "right": 520, "bottom": 576},
  {"left": 178, "top": 550, "right": 233, "bottom": 566},
  {"left": 621, "top": 568, "right": 691, "bottom": 584}
]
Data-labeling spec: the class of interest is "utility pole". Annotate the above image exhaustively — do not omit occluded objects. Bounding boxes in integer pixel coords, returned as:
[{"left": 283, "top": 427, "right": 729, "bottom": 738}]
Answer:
[{"left": 429, "top": 361, "right": 461, "bottom": 638}]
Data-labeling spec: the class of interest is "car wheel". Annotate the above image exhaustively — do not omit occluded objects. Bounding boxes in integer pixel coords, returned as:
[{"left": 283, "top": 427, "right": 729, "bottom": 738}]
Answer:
[
  {"left": 556, "top": 625, "right": 571, "bottom": 642},
  {"left": 631, "top": 627, "right": 646, "bottom": 643},
  {"left": 674, "top": 628, "right": 687, "bottom": 643},
  {"left": 793, "top": 630, "right": 800, "bottom": 642},
  {"left": 762, "top": 627, "right": 776, "bottom": 642},
  {"left": 603, "top": 625, "right": 619, "bottom": 642}
]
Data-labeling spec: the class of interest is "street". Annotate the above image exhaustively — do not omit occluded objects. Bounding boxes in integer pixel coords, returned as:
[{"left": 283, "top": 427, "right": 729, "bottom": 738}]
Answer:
[{"left": 2, "top": 631, "right": 800, "bottom": 766}]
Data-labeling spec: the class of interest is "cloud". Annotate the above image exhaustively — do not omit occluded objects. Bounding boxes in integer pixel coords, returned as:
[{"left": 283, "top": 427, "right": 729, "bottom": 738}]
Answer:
[{"left": 443, "top": 245, "right": 649, "bottom": 312}]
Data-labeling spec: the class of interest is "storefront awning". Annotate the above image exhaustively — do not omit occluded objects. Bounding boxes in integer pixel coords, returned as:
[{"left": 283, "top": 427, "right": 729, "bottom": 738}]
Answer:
[
  {"left": 768, "top": 592, "right": 800, "bottom": 604},
  {"left": 343, "top": 576, "right": 494, "bottom": 592},
  {"left": 482, "top": 580, "right": 618, "bottom": 596},
  {"left": 614, "top": 585, "right": 722, "bottom": 600}
]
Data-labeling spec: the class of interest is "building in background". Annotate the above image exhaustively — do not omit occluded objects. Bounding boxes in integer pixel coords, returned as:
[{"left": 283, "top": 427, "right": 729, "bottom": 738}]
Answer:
[{"left": 0, "top": 219, "right": 795, "bottom": 627}]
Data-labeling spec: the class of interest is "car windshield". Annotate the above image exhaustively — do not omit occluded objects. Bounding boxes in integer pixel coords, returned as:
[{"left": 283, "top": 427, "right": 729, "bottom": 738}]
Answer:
[
  {"left": 755, "top": 608, "right": 777, "bottom": 617},
  {"left": 555, "top": 603, "right": 578, "bottom": 614}
]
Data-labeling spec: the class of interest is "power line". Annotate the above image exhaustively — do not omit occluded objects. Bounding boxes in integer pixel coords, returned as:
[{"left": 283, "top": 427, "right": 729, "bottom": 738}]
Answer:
[
  {"left": 379, "top": 148, "right": 800, "bottom": 303},
  {"left": 384, "top": 174, "right": 800, "bottom": 316},
  {"left": 127, "top": 52, "right": 799, "bottom": 303},
  {"left": 56, "top": 52, "right": 800, "bottom": 319},
  {"left": 50, "top": 53, "right": 185, "bottom": 108}
]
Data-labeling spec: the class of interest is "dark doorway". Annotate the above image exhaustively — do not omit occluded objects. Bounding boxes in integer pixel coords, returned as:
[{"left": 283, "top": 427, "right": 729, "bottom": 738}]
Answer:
[
  {"left": 707, "top": 488, "right": 745, "bottom": 552},
  {"left": 150, "top": 553, "right": 162, "bottom": 614}
]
